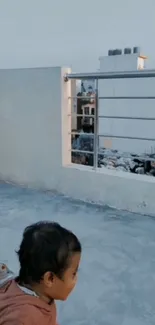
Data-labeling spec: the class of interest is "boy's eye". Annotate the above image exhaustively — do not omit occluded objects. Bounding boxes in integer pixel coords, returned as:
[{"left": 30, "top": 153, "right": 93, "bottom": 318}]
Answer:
[
  {"left": 72, "top": 269, "right": 78, "bottom": 277},
  {"left": 73, "top": 267, "right": 80, "bottom": 277},
  {"left": 73, "top": 272, "right": 77, "bottom": 277}
]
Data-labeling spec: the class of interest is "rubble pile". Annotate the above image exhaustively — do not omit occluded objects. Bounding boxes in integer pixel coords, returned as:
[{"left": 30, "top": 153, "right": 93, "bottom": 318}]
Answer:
[
  {"left": 99, "top": 148, "right": 155, "bottom": 176},
  {"left": 71, "top": 133, "right": 155, "bottom": 176}
]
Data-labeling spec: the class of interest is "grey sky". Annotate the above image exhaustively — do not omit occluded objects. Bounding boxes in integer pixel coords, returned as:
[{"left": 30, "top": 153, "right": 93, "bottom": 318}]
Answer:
[{"left": 0, "top": 0, "right": 154, "bottom": 71}]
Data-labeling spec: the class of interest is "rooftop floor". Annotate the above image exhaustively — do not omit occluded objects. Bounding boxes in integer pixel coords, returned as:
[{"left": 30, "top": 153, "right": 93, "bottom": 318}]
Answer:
[{"left": 0, "top": 183, "right": 155, "bottom": 325}]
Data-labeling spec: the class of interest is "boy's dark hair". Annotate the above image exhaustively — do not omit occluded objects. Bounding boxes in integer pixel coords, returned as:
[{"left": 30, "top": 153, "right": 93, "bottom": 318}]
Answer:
[{"left": 17, "top": 221, "right": 81, "bottom": 284}]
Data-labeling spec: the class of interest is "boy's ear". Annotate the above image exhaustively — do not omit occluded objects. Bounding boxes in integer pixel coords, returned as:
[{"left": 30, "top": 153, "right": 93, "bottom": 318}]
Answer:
[{"left": 43, "top": 271, "right": 54, "bottom": 287}]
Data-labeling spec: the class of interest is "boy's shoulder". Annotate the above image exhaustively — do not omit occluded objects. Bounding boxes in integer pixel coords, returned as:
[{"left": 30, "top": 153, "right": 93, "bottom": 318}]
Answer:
[
  {"left": 0, "top": 279, "right": 57, "bottom": 325},
  {"left": 3, "top": 302, "right": 57, "bottom": 325},
  {"left": 17, "top": 304, "right": 55, "bottom": 324}
]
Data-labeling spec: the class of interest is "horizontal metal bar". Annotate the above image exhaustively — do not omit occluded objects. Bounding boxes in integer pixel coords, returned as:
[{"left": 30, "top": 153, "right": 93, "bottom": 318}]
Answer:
[
  {"left": 68, "top": 114, "right": 94, "bottom": 118},
  {"left": 98, "top": 115, "right": 155, "bottom": 121},
  {"left": 72, "top": 148, "right": 155, "bottom": 162},
  {"left": 65, "top": 69, "right": 155, "bottom": 81},
  {"left": 98, "top": 152, "right": 155, "bottom": 162},
  {"left": 99, "top": 96, "right": 155, "bottom": 100},
  {"left": 69, "top": 96, "right": 96, "bottom": 99},
  {"left": 99, "top": 134, "right": 155, "bottom": 141},
  {"left": 69, "top": 96, "right": 155, "bottom": 100},
  {"left": 70, "top": 132, "right": 94, "bottom": 136},
  {"left": 72, "top": 149, "right": 155, "bottom": 162},
  {"left": 71, "top": 149, "right": 93, "bottom": 154}
]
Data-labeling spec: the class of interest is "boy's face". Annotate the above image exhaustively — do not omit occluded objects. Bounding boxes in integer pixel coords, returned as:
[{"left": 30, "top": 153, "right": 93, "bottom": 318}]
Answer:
[{"left": 43, "top": 253, "right": 81, "bottom": 301}]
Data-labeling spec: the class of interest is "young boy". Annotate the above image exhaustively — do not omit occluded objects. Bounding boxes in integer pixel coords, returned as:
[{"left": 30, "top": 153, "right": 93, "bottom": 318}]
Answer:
[{"left": 0, "top": 221, "right": 82, "bottom": 325}]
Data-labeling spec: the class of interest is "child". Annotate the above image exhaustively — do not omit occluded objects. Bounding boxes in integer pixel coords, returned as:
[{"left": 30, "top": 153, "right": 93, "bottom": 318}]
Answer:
[{"left": 0, "top": 221, "right": 82, "bottom": 325}]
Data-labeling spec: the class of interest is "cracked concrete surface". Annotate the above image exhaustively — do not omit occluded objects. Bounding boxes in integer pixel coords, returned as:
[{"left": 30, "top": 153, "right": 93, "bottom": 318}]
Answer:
[{"left": 0, "top": 183, "right": 155, "bottom": 325}]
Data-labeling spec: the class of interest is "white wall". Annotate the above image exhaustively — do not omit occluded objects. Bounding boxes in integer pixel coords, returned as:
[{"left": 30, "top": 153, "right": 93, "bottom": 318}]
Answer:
[
  {"left": 0, "top": 67, "right": 71, "bottom": 187},
  {"left": 0, "top": 66, "right": 155, "bottom": 216},
  {"left": 99, "top": 53, "right": 139, "bottom": 72},
  {"left": 58, "top": 165, "right": 155, "bottom": 216},
  {"left": 99, "top": 57, "right": 155, "bottom": 154}
]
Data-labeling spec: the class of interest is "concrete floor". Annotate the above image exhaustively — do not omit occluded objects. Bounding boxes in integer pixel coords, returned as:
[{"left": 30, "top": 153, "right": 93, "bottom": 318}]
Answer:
[{"left": 0, "top": 183, "right": 155, "bottom": 325}]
